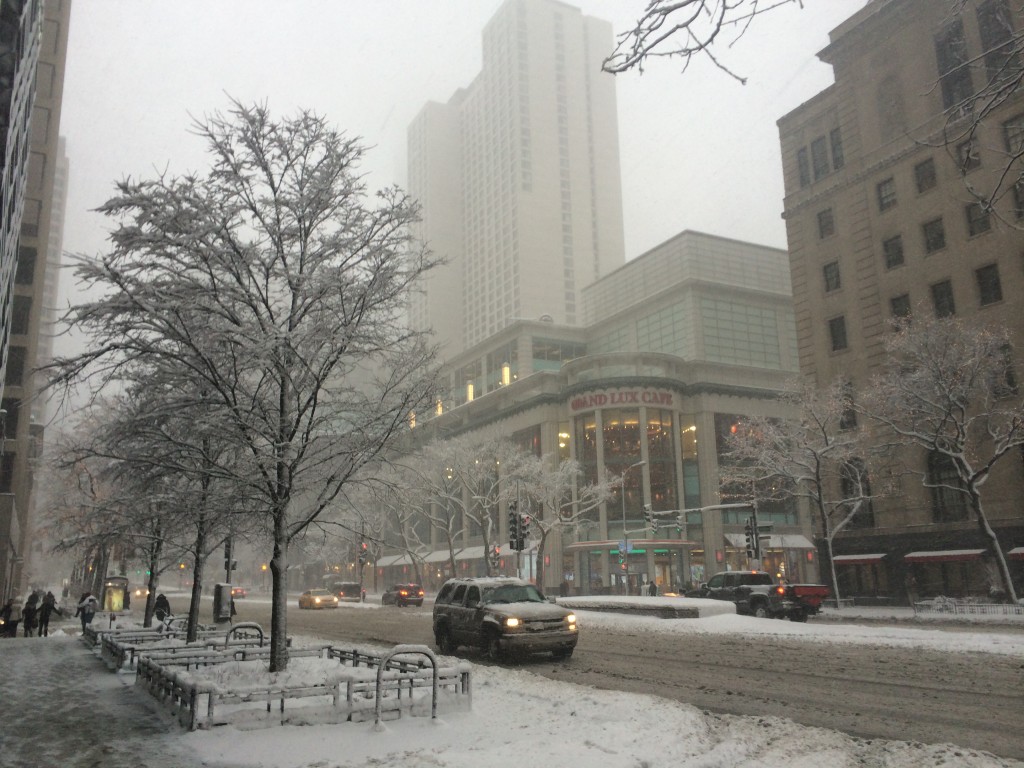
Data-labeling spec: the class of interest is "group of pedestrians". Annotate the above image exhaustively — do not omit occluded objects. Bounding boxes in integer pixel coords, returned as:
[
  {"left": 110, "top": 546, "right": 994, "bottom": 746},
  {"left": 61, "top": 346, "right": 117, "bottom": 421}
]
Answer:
[{"left": 1, "top": 590, "right": 62, "bottom": 637}]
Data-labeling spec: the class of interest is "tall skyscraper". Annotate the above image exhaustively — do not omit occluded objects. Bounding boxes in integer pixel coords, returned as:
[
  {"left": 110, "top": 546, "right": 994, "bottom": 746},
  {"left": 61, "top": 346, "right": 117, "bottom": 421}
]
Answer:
[
  {"left": 408, "top": 0, "right": 625, "bottom": 359},
  {"left": 0, "top": 0, "right": 71, "bottom": 601}
]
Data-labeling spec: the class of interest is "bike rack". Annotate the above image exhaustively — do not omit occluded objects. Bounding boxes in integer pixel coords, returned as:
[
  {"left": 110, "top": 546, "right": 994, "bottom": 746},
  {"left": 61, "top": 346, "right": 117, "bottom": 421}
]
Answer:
[
  {"left": 225, "top": 621, "right": 264, "bottom": 647},
  {"left": 374, "top": 644, "right": 439, "bottom": 729}
]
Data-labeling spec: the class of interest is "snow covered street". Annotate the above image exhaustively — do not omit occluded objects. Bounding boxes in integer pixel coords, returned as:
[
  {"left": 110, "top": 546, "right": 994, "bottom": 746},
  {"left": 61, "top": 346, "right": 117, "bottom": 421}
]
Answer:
[{"left": 0, "top": 605, "right": 1022, "bottom": 767}]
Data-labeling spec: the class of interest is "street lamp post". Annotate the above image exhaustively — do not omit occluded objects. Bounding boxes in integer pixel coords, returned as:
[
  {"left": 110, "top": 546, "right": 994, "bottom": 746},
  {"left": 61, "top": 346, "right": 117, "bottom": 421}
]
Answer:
[{"left": 619, "top": 459, "right": 647, "bottom": 592}]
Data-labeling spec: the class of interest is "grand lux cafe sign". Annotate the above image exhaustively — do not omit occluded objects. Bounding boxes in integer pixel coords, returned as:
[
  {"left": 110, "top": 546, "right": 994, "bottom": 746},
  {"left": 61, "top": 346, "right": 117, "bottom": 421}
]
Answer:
[{"left": 568, "top": 388, "right": 675, "bottom": 414}]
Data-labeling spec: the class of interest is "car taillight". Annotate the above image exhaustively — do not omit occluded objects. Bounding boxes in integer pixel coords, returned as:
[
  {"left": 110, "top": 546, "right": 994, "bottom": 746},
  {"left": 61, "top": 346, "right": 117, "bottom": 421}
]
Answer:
[
  {"left": 399, "top": 590, "right": 408, "bottom": 597},
  {"left": 775, "top": 586, "right": 786, "bottom": 595},
  {"left": 417, "top": 590, "right": 424, "bottom": 596}
]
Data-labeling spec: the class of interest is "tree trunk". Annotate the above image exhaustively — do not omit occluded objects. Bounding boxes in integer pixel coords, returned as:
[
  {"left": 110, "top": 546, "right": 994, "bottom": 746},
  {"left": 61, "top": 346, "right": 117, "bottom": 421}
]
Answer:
[
  {"left": 143, "top": 539, "right": 162, "bottom": 628},
  {"left": 187, "top": 516, "right": 208, "bottom": 642},
  {"left": 970, "top": 488, "right": 1018, "bottom": 602},
  {"left": 269, "top": 512, "right": 290, "bottom": 672}
]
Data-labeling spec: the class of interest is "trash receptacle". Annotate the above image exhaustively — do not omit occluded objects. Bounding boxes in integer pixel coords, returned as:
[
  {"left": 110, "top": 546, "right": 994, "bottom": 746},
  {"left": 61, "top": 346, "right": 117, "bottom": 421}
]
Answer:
[{"left": 213, "top": 583, "right": 233, "bottom": 624}]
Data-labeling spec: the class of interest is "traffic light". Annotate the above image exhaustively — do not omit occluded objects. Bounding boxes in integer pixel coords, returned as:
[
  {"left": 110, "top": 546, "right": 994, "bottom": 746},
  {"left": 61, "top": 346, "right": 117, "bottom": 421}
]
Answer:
[
  {"left": 358, "top": 540, "right": 369, "bottom": 565},
  {"left": 224, "top": 538, "right": 233, "bottom": 572},
  {"left": 508, "top": 502, "right": 520, "bottom": 550},
  {"left": 744, "top": 517, "right": 756, "bottom": 560},
  {"left": 643, "top": 504, "right": 654, "bottom": 530}
]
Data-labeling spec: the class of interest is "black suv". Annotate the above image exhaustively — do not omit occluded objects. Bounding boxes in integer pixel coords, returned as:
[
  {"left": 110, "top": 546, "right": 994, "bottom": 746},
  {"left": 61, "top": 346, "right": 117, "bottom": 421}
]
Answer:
[{"left": 432, "top": 577, "right": 578, "bottom": 661}]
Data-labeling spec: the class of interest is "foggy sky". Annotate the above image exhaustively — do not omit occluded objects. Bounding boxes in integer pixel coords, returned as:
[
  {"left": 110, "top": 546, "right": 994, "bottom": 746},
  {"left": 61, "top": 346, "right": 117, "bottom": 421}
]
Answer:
[{"left": 58, "top": 1, "right": 868, "bottom": 334}]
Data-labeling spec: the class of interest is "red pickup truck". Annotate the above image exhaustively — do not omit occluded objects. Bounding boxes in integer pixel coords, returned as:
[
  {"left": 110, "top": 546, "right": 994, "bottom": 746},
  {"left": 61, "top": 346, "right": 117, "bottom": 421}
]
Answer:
[{"left": 693, "top": 571, "right": 829, "bottom": 621}]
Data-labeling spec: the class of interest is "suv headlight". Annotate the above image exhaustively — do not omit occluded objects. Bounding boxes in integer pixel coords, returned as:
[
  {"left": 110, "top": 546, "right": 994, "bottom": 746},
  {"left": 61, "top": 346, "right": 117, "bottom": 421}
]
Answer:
[
  {"left": 566, "top": 613, "right": 577, "bottom": 627},
  {"left": 504, "top": 617, "right": 521, "bottom": 628}
]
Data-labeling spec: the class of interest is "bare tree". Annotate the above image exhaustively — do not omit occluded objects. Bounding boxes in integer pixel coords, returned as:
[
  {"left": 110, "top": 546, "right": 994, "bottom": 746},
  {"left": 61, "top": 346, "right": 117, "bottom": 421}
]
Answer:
[
  {"left": 723, "top": 380, "right": 893, "bottom": 602},
  {"left": 603, "top": 0, "right": 803, "bottom": 80},
  {"left": 515, "top": 456, "right": 615, "bottom": 589},
  {"left": 861, "top": 313, "right": 1022, "bottom": 603},
  {"left": 46, "top": 101, "right": 441, "bottom": 670}
]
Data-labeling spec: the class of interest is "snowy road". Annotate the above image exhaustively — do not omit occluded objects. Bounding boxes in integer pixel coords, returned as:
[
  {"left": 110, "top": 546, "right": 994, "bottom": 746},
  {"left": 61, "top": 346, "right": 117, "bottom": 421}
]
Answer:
[{"left": 224, "top": 597, "right": 1024, "bottom": 760}]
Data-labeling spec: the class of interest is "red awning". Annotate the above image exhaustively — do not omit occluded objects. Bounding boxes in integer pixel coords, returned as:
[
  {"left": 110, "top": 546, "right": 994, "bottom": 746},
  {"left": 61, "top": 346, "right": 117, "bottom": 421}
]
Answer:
[
  {"left": 1008, "top": 547, "right": 1024, "bottom": 561},
  {"left": 904, "top": 549, "right": 985, "bottom": 563},
  {"left": 832, "top": 553, "right": 886, "bottom": 565}
]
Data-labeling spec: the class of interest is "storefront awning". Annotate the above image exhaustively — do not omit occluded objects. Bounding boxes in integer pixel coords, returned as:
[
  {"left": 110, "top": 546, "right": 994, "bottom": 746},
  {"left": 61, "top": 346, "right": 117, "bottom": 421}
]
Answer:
[
  {"left": 724, "top": 533, "right": 815, "bottom": 550},
  {"left": 1007, "top": 547, "right": 1024, "bottom": 561},
  {"left": 832, "top": 553, "right": 886, "bottom": 565},
  {"left": 904, "top": 549, "right": 985, "bottom": 563}
]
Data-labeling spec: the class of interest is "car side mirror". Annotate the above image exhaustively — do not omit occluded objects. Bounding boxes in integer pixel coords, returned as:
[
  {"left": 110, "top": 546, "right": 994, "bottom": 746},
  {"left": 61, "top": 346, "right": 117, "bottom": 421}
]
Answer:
[{"left": 699, "top": 582, "right": 708, "bottom": 590}]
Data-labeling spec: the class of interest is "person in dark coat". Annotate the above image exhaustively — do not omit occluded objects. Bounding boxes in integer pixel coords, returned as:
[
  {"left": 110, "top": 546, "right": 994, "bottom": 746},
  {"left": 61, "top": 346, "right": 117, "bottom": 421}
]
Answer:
[
  {"left": 38, "top": 591, "right": 58, "bottom": 637},
  {"left": 0, "top": 597, "right": 17, "bottom": 637},
  {"left": 154, "top": 593, "right": 171, "bottom": 622},
  {"left": 75, "top": 592, "right": 98, "bottom": 634},
  {"left": 22, "top": 592, "right": 39, "bottom": 637},
  {"left": 648, "top": 580, "right": 657, "bottom": 597}
]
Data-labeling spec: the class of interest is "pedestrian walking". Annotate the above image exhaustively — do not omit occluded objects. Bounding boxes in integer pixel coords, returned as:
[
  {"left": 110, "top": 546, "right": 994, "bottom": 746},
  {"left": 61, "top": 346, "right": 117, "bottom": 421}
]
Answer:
[
  {"left": 0, "top": 596, "right": 20, "bottom": 637},
  {"left": 38, "top": 591, "right": 58, "bottom": 637},
  {"left": 22, "top": 592, "right": 39, "bottom": 637},
  {"left": 648, "top": 580, "right": 657, "bottom": 597},
  {"left": 154, "top": 593, "right": 171, "bottom": 622},
  {"left": 75, "top": 592, "right": 98, "bottom": 635}
]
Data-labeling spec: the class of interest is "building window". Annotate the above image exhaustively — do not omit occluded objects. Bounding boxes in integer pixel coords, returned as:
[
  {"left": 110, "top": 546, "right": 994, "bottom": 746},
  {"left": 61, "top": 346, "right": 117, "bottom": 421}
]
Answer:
[
  {"left": 811, "top": 136, "right": 830, "bottom": 181},
  {"left": 817, "top": 208, "right": 835, "bottom": 239},
  {"left": 957, "top": 138, "right": 981, "bottom": 172},
  {"left": 797, "top": 147, "right": 811, "bottom": 188},
  {"left": 991, "top": 343, "right": 1018, "bottom": 398},
  {"left": 927, "top": 451, "right": 968, "bottom": 522},
  {"left": 839, "top": 383, "right": 857, "bottom": 430},
  {"left": 823, "top": 262, "right": 841, "bottom": 292},
  {"left": 10, "top": 295, "right": 31, "bottom": 335},
  {"left": 977, "top": 0, "right": 1021, "bottom": 84},
  {"left": 890, "top": 293, "right": 911, "bottom": 319},
  {"left": 882, "top": 235, "right": 904, "bottom": 269},
  {"left": 935, "top": 18, "right": 974, "bottom": 113},
  {"left": 830, "top": 128, "right": 845, "bottom": 170},
  {"left": 828, "top": 316, "right": 848, "bottom": 352},
  {"left": 966, "top": 202, "right": 992, "bottom": 236},
  {"left": 914, "top": 158, "right": 937, "bottom": 193},
  {"left": 876, "top": 177, "right": 897, "bottom": 211},
  {"left": 15, "top": 246, "right": 35, "bottom": 285},
  {"left": 0, "top": 453, "right": 14, "bottom": 494},
  {"left": 4, "top": 347, "right": 26, "bottom": 387},
  {"left": 931, "top": 279, "right": 956, "bottom": 317},
  {"left": 1013, "top": 181, "right": 1024, "bottom": 220},
  {"left": 0, "top": 399, "right": 18, "bottom": 438},
  {"left": 1005, "top": 113, "right": 1024, "bottom": 155},
  {"left": 922, "top": 217, "right": 946, "bottom": 253},
  {"left": 975, "top": 263, "right": 1003, "bottom": 305}
]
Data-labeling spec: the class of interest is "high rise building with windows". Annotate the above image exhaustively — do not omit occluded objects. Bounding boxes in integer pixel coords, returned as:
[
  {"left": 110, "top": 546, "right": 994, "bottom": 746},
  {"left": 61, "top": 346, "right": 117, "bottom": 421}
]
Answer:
[
  {"left": 778, "top": 0, "right": 1024, "bottom": 601},
  {"left": 408, "top": 0, "right": 625, "bottom": 358},
  {"left": 0, "top": 0, "right": 71, "bottom": 601}
]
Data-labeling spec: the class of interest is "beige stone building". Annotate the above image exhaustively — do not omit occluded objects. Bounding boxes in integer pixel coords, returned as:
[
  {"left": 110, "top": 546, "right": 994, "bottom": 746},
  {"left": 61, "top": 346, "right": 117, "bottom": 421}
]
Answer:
[
  {"left": 407, "top": 0, "right": 625, "bottom": 357},
  {"left": 778, "top": 0, "right": 1024, "bottom": 601}
]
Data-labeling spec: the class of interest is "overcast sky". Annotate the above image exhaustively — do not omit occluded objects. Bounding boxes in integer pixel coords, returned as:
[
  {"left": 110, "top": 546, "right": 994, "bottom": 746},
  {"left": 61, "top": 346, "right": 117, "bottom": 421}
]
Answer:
[{"left": 59, "top": 0, "right": 869, "bottom": 307}]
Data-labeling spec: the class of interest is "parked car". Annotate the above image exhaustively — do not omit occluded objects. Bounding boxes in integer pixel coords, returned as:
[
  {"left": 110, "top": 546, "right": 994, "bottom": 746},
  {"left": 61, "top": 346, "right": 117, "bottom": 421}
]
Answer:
[
  {"left": 381, "top": 583, "right": 424, "bottom": 607},
  {"left": 298, "top": 589, "right": 339, "bottom": 609},
  {"left": 432, "top": 577, "right": 577, "bottom": 661},
  {"left": 230, "top": 586, "right": 247, "bottom": 599},
  {"left": 332, "top": 582, "right": 365, "bottom": 603}
]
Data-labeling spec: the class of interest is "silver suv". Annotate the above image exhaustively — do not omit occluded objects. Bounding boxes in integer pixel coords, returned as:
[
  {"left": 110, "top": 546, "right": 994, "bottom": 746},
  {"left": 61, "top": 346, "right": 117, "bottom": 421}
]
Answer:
[{"left": 432, "top": 577, "right": 578, "bottom": 661}]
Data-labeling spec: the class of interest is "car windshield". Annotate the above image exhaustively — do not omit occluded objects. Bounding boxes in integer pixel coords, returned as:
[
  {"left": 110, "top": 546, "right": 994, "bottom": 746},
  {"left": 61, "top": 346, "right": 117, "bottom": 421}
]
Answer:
[{"left": 481, "top": 584, "right": 545, "bottom": 604}]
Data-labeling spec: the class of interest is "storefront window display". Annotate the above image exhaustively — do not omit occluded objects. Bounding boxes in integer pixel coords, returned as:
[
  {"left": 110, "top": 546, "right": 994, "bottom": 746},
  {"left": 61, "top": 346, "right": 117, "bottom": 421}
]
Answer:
[{"left": 646, "top": 408, "right": 677, "bottom": 512}]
